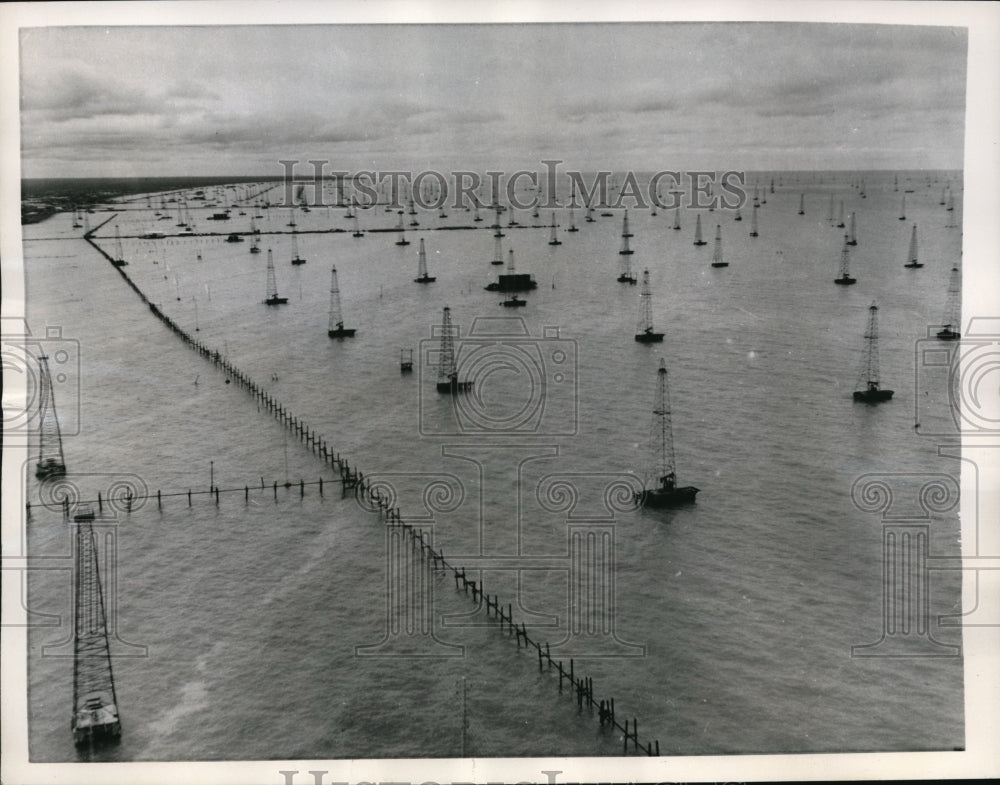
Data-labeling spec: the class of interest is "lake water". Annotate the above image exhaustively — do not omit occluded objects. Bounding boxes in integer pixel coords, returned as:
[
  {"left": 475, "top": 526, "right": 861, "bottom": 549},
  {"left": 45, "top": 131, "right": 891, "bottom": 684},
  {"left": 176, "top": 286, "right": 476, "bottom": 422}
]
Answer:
[{"left": 21, "top": 171, "right": 965, "bottom": 760}]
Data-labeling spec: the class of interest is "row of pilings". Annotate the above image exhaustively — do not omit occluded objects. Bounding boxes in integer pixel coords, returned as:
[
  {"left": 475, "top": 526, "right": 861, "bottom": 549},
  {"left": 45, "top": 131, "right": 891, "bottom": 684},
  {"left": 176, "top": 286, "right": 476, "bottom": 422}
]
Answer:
[{"left": 83, "top": 222, "right": 661, "bottom": 756}]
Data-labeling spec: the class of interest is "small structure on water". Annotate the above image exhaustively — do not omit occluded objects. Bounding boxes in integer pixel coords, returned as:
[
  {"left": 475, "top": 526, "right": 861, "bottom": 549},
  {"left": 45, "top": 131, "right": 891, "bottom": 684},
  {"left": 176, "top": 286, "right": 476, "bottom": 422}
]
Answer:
[
  {"left": 414, "top": 239, "right": 436, "bottom": 283},
  {"left": 35, "top": 354, "right": 67, "bottom": 480},
  {"left": 327, "top": 266, "right": 356, "bottom": 337},
  {"left": 485, "top": 250, "right": 537, "bottom": 292},
  {"left": 635, "top": 359, "right": 699, "bottom": 508},
  {"left": 435, "top": 306, "right": 473, "bottom": 393},
  {"left": 263, "top": 249, "right": 288, "bottom": 305},
  {"left": 853, "top": 301, "right": 893, "bottom": 403},
  {"left": 634, "top": 269, "right": 664, "bottom": 343},
  {"left": 834, "top": 234, "right": 856, "bottom": 285}
]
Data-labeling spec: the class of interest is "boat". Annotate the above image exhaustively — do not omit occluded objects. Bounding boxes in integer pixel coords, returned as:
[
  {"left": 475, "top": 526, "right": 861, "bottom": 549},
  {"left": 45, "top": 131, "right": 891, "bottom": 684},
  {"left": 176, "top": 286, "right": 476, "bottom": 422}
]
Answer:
[
  {"left": 853, "top": 301, "right": 893, "bottom": 402},
  {"left": 846, "top": 212, "right": 857, "bottom": 246},
  {"left": 693, "top": 214, "right": 707, "bottom": 246},
  {"left": 749, "top": 203, "right": 759, "bottom": 237},
  {"left": 485, "top": 250, "right": 537, "bottom": 292},
  {"left": 290, "top": 229, "right": 306, "bottom": 265},
  {"left": 903, "top": 224, "right": 922, "bottom": 268},
  {"left": 400, "top": 348, "right": 414, "bottom": 373},
  {"left": 898, "top": 195, "right": 906, "bottom": 221},
  {"left": 548, "top": 212, "right": 562, "bottom": 245},
  {"left": 798, "top": 193, "right": 805, "bottom": 215},
  {"left": 352, "top": 213, "right": 363, "bottom": 238},
  {"left": 672, "top": 206, "right": 681, "bottom": 231},
  {"left": 414, "top": 239, "right": 436, "bottom": 283},
  {"left": 435, "top": 306, "right": 472, "bottom": 393},
  {"left": 834, "top": 234, "right": 856, "bottom": 285},
  {"left": 618, "top": 210, "right": 634, "bottom": 257},
  {"left": 936, "top": 265, "right": 961, "bottom": 340},
  {"left": 734, "top": 208, "right": 742, "bottom": 222},
  {"left": 634, "top": 358, "right": 699, "bottom": 508},
  {"left": 710, "top": 224, "right": 728, "bottom": 267},
  {"left": 501, "top": 295, "right": 527, "bottom": 307},
  {"left": 585, "top": 204, "right": 595, "bottom": 223},
  {"left": 837, "top": 200, "right": 845, "bottom": 228},
  {"left": 327, "top": 266, "right": 356, "bottom": 337},
  {"left": 634, "top": 269, "right": 664, "bottom": 342},
  {"left": 34, "top": 354, "right": 67, "bottom": 480},
  {"left": 263, "top": 250, "right": 288, "bottom": 305}
]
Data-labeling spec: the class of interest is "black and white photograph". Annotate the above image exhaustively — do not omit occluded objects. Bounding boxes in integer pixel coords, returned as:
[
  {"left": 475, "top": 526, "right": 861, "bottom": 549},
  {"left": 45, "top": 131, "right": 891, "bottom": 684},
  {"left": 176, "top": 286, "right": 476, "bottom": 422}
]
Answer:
[{"left": 2, "top": 2, "right": 998, "bottom": 783}]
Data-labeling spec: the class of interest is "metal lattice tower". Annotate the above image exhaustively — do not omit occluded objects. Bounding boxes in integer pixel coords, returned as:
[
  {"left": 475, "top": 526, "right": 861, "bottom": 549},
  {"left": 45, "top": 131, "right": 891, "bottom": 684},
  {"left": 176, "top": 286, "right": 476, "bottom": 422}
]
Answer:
[
  {"left": 906, "top": 225, "right": 919, "bottom": 266},
  {"left": 113, "top": 225, "right": 124, "bottom": 265},
  {"left": 712, "top": 224, "right": 725, "bottom": 265},
  {"left": 858, "top": 301, "right": 883, "bottom": 392},
  {"left": 266, "top": 249, "right": 279, "bottom": 300},
  {"left": 839, "top": 235, "right": 852, "bottom": 278},
  {"left": 619, "top": 244, "right": 633, "bottom": 279},
  {"left": 329, "top": 266, "right": 346, "bottom": 331},
  {"left": 649, "top": 358, "right": 676, "bottom": 486},
  {"left": 941, "top": 266, "right": 961, "bottom": 334},
  {"left": 619, "top": 212, "right": 633, "bottom": 256},
  {"left": 72, "top": 508, "right": 121, "bottom": 747},
  {"left": 417, "top": 239, "right": 429, "bottom": 279},
  {"left": 35, "top": 354, "right": 66, "bottom": 479},
  {"left": 637, "top": 269, "right": 656, "bottom": 335},
  {"left": 438, "top": 306, "right": 457, "bottom": 383}
]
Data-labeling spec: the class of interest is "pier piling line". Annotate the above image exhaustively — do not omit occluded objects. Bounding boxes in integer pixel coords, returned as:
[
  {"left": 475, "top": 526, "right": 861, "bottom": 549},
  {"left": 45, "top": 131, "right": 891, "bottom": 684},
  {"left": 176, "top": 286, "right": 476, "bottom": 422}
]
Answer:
[{"left": 80, "top": 225, "right": 661, "bottom": 757}]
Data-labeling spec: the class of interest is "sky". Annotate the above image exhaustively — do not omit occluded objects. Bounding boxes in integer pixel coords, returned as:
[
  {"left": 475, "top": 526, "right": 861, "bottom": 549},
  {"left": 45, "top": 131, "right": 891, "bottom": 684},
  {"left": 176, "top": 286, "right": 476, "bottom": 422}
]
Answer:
[{"left": 18, "top": 22, "right": 968, "bottom": 178}]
